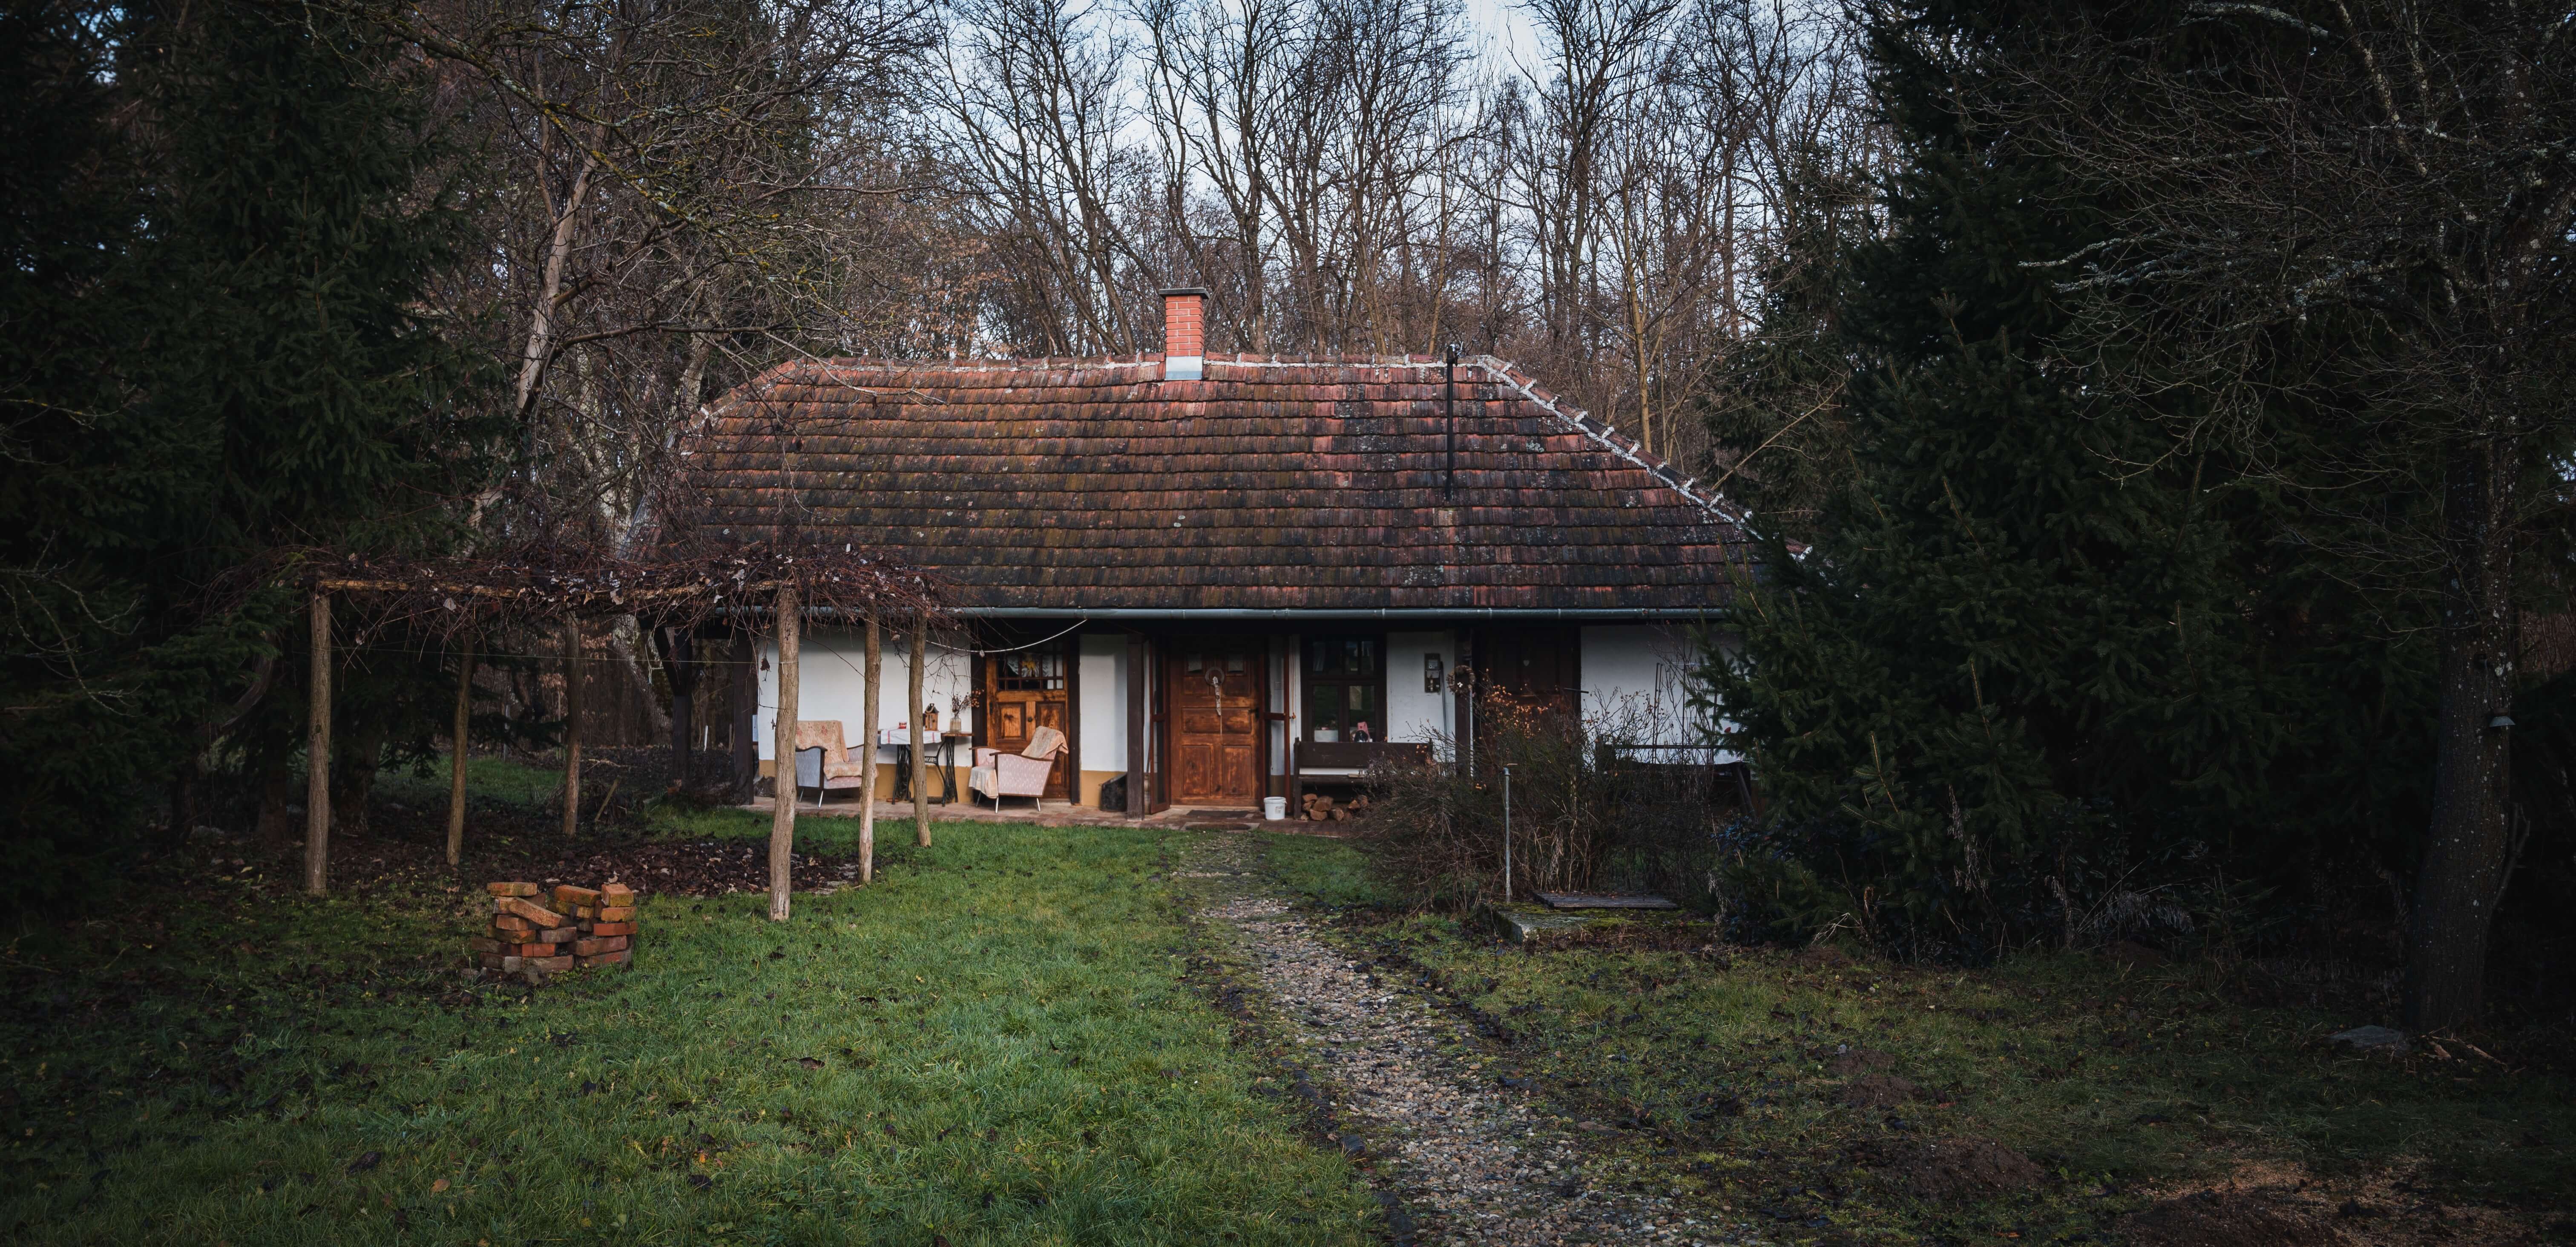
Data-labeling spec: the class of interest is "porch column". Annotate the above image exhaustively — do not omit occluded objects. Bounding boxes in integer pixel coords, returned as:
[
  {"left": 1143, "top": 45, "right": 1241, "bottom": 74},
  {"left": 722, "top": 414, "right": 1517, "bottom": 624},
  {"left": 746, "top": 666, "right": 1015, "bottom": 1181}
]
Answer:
[{"left": 1125, "top": 632, "right": 1147, "bottom": 815}]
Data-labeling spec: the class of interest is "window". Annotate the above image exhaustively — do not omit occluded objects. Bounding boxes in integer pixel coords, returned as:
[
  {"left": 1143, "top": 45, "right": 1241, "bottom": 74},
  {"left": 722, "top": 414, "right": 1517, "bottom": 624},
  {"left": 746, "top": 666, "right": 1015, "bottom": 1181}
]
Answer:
[
  {"left": 994, "top": 651, "right": 1064, "bottom": 692},
  {"left": 1303, "top": 635, "right": 1383, "bottom": 743}
]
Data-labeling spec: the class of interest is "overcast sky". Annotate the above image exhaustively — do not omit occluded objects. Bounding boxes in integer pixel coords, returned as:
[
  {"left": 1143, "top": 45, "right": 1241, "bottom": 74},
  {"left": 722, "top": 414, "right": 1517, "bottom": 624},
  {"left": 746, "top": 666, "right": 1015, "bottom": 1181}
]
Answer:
[{"left": 1460, "top": 0, "right": 1543, "bottom": 75}]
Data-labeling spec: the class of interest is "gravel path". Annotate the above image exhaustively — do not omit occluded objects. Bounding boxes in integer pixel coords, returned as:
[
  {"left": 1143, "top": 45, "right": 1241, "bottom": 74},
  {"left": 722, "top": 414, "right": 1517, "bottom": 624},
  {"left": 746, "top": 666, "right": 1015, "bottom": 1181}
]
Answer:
[{"left": 1182, "top": 836, "right": 1757, "bottom": 1246}]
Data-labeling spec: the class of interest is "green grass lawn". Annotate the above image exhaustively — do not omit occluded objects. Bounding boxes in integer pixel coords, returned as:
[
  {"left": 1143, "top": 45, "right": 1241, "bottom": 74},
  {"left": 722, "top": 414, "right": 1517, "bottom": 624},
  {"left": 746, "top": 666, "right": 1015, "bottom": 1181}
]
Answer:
[
  {"left": 1265, "top": 834, "right": 2576, "bottom": 1243},
  {"left": 0, "top": 821, "right": 1379, "bottom": 1246}
]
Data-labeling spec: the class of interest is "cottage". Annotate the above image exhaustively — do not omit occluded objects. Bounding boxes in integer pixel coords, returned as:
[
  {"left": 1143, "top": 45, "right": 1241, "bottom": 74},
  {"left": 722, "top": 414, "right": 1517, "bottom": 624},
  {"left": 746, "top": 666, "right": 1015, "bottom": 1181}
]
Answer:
[{"left": 677, "top": 290, "right": 1752, "bottom": 814}]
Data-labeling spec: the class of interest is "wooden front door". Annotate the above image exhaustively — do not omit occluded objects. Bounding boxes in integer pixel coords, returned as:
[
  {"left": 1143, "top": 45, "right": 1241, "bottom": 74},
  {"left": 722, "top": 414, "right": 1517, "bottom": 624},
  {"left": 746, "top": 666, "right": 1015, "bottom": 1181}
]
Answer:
[
  {"left": 1167, "top": 638, "right": 1264, "bottom": 805},
  {"left": 983, "top": 647, "right": 1071, "bottom": 799}
]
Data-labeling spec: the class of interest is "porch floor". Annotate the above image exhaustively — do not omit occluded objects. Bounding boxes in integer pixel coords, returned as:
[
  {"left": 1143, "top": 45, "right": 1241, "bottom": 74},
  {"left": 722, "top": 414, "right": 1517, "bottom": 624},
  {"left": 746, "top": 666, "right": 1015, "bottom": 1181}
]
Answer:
[{"left": 740, "top": 796, "right": 1326, "bottom": 833}]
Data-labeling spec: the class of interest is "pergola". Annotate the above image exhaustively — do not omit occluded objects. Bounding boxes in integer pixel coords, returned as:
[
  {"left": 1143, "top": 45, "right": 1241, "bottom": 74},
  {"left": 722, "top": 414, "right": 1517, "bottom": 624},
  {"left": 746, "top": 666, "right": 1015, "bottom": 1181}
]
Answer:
[{"left": 299, "top": 540, "right": 941, "bottom": 921}]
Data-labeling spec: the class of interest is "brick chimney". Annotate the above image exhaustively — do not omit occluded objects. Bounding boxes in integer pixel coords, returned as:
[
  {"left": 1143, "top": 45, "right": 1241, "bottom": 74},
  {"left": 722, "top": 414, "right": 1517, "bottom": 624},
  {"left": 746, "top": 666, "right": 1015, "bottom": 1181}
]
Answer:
[{"left": 1161, "top": 288, "right": 1208, "bottom": 380}]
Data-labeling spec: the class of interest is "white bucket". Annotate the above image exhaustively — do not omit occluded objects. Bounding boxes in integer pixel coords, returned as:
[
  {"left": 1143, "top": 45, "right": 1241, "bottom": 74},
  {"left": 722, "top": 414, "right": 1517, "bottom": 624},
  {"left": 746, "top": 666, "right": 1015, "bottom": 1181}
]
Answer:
[{"left": 1262, "top": 796, "right": 1288, "bottom": 821}]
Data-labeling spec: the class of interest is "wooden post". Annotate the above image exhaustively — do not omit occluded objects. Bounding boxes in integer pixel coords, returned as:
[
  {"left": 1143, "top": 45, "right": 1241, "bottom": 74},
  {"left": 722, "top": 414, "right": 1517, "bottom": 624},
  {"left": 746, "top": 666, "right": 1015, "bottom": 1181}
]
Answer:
[
  {"left": 859, "top": 612, "right": 880, "bottom": 884},
  {"left": 911, "top": 618, "right": 929, "bottom": 847},
  {"left": 770, "top": 582, "right": 799, "bottom": 921},
  {"left": 446, "top": 642, "right": 475, "bottom": 867},
  {"left": 561, "top": 617, "right": 584, "bottom": 838},
  {"left": 305, "top": 590, "right": 333, "bottom": 896}
]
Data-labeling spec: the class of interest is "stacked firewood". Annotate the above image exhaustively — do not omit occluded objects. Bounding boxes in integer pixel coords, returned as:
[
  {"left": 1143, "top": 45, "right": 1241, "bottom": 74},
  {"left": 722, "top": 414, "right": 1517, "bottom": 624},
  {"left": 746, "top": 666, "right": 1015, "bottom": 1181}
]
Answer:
[
  {"left": 1301, "top": 792, "right": 1372, "bottom": 822},
  {"left": 470, "top": 880, "right": 639, "bottom": 973}
]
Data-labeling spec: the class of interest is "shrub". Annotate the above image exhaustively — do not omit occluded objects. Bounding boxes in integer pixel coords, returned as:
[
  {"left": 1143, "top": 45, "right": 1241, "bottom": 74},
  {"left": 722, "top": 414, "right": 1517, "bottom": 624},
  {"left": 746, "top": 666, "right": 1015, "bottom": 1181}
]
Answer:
[{"left": 1365, "top": 685, "right": 1743, "bottom": 910}]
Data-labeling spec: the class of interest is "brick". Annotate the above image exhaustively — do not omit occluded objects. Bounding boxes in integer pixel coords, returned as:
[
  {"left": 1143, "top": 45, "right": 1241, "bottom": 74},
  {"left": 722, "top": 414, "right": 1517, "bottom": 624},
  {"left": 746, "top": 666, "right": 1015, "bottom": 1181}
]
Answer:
[
  {"left": 480, "top": 954, "right": 524, "bottom": 971},
  {"left": 485, "top": 881, "right": 540, "bottom": 897},
  {"left": 467, "top": 937, "right": 503, "bottom": 955},
  {"left": 536, "top": 925, "right": 578, "bottom": 944},
  {"left": 492, "top": 914, "right": 535, "bottom": 934},
  {"left": 496, "top": 896, "right": 572, "bottom": 928},
  {"left": 520, "top": 955, "right": 575, "bottom": 972},
  {"left": 572, "top": 935, "right": 630, "bottom": 956},
  {"left": 552, "top": 885, "right": 602, "bottom": 911},
  {"left": 595, "top": 906, "right": 637, "bottom": 923},
  {"left": 588, "top": 922, "right": 636, "bottom": 936},
  {"left": 506, "top": 942, "right": 560, "bottom": 958},
  {"left": 599, "top": 883, "right": 637, "bottom": 907},
  {"left": 578, "top": 950, "right": 632, "bottom": 968}
]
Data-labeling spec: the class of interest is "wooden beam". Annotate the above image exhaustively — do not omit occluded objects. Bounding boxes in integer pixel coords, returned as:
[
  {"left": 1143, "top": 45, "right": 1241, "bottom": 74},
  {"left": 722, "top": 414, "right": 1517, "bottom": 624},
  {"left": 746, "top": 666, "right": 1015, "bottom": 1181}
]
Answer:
[
  {"left": 561, "top": 618, "right": 584, "bottom": 839},
  {"left": 770, "top": 582, "right": 799, "bottom": 921},
  {"left": 911, "top": 619, "right": 929, "bottom": 847},
  {"left": 305, "top": 591, "right": 332, "bottom": 896},
  {"left": 859, "top": 612, "right": 880, "bottom": 884},
  {"left": 447, "top": 642, "right": 474, "bottom": 867}
]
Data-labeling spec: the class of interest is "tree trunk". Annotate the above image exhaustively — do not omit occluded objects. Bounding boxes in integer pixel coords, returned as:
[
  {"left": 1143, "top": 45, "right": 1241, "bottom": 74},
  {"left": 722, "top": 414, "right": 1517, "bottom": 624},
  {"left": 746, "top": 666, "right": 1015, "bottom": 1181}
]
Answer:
[
  {"left": 305, "top": 591, "right": 332, "bottom": 896},
  {"left": 610, "top": 620, "right": 672, "bottom": 740},
  {"left": 257, "top": 760, "right": 297, "bottom": 849},
  {"left": 911, "top": 620, "right": 929, "bottom": 848},
  {"left": 448, "top": 645, "right": 475, "bottom": 867},
  {"left": 2406, "top": 438, "right": 2518, "bottom": 1032},
  {"left": 663, "top": 628, "right": 697, "bottom": 790},
  {"left": 331, "top": 714, "right": 388, "bottom": 842},
  {"left": 169, "top": 754, "right": 199, "bottom": 850},
  {"left": 860, "top": 613, "right": 880, "bottom": 884},
  {"left": 770, "top": 584, "right": 800, "bottom": 921},
  {"left": 562, "top": 618, "right": 584, "bottom": 838}
]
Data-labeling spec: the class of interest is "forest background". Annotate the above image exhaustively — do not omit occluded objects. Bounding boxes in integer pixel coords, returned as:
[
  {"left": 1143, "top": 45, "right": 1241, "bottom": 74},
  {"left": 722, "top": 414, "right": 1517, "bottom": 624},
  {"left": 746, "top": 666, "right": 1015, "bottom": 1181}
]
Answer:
[{"left": 3, "top": 0, "right": 2570, "bottom": 1034}]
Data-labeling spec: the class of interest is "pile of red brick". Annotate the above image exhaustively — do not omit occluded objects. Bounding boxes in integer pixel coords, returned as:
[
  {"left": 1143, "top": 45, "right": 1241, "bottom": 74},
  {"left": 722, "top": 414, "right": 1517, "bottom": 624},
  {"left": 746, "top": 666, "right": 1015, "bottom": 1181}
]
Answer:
[{"left": 470, "top": 881, "right": 639, "bottom": 973}]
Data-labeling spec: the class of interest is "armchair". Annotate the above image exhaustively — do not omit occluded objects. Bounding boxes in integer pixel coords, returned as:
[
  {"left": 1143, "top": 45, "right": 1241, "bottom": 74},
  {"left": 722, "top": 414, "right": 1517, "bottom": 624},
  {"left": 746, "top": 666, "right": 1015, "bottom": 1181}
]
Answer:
[
  {"left": 790, "top": 720, "right": 870, "bottom": 808},
  {"left": 970, "top": 726, "right": 1066, "bottom": 810}
]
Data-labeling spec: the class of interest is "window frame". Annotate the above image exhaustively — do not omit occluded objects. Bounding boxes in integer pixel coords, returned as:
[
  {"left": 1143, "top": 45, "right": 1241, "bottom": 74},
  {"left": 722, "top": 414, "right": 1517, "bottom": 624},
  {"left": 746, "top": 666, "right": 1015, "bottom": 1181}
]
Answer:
[{"left": 1300, "top": 634, "right": 1387, "bottom": 745}]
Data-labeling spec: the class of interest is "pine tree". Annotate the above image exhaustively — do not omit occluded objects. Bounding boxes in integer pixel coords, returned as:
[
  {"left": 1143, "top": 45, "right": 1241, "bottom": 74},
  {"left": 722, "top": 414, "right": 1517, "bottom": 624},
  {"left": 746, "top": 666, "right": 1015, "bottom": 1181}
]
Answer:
[
  {"left": 1701, "top": 1, "right": 2437, "bottom": 955},
  {"left": 0, "top": 1, "right": 497, "bottom": 902}
]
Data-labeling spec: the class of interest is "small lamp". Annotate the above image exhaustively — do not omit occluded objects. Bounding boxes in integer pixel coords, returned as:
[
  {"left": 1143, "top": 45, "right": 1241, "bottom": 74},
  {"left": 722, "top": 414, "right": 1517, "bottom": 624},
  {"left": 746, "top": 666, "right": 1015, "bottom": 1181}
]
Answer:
[{"left": 1424, "top": 653, "right": 1445, "bottom": 693}]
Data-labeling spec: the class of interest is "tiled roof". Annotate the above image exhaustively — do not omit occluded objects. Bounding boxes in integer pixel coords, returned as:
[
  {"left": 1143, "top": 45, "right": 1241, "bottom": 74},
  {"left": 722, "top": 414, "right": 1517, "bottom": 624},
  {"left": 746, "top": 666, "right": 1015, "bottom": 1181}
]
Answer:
[{"left": 671, "top": 354, "right": 1751, "bottom": 614}]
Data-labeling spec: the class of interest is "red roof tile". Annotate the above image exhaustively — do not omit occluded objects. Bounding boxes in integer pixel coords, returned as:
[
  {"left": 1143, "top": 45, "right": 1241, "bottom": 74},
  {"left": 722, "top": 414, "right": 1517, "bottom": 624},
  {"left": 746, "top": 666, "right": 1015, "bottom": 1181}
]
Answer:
[{"left": 671, "top": 354, "right": 1750, "bottom": 614}]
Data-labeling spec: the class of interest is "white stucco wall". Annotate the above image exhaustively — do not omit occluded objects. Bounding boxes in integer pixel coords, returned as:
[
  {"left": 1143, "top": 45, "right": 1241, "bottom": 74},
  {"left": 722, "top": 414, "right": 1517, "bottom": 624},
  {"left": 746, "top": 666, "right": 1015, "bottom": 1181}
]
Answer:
[
  {"left": 754, "top": 626, "right": 974, "bottom": 762},
  {"left": 1580, "top": 624, "right": 1734, "bottom": 762},
  {"left": 1384, "top": 630, "right": 1456, "bottom": 749},
  {"left": 1077, "top": 632, "right": 1127, "bottom": 772}
]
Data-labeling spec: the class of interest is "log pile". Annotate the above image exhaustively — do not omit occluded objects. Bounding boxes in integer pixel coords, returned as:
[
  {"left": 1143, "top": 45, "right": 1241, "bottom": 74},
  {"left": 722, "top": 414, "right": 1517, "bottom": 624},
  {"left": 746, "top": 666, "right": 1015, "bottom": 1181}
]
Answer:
[
  {"left": 470, "top": 880, "right": 639, "bottom": 973},
  {"left": 1301, "top": 792, "right": 1371, "bottom": 822}
]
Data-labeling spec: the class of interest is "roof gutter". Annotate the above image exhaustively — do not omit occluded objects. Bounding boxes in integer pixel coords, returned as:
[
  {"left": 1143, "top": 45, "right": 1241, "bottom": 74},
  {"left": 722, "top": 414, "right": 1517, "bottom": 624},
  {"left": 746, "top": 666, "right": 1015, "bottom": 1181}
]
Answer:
[{"left": 934, "top": 606, "right": 1722, "bottom": 621}]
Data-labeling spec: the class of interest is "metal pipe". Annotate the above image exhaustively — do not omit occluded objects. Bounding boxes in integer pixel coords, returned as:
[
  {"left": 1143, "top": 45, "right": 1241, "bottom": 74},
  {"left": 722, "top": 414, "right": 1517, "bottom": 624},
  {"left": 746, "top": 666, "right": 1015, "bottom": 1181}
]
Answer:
[
  {"left": 1501, "top": 762, "right": 1514, "bottom": 904},
  {"left": 1443, "top": 343, "right": 1459, "bottom": 499}
]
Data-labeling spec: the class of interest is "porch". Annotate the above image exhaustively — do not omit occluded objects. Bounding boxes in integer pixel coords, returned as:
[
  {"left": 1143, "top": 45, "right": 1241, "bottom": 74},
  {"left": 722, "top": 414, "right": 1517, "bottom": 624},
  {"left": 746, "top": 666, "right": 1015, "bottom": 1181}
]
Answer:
[{"left": 736, "top": 795, "right": 1352, "bottom": 834}]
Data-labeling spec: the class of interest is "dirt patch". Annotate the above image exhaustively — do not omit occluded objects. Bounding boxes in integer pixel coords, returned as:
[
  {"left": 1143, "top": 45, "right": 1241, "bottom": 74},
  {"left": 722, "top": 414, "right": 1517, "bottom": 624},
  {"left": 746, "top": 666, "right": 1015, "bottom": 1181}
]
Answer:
[
  {"left": 1889, "top": 1137, "right": 2046, "bottom": 1202},
  {"left": 1825, "top": 1047, "right": 1895, "bottom": 1075},
  {"left": 2119, "top": 1191, "right": 2350, "bottom": 1247},
  {"left": 1841, "top": 1072, "right": 1923, "bottom": 1108},
  {"left": 1793, "top": 945, "right": 1853, "bottom": 968}
]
